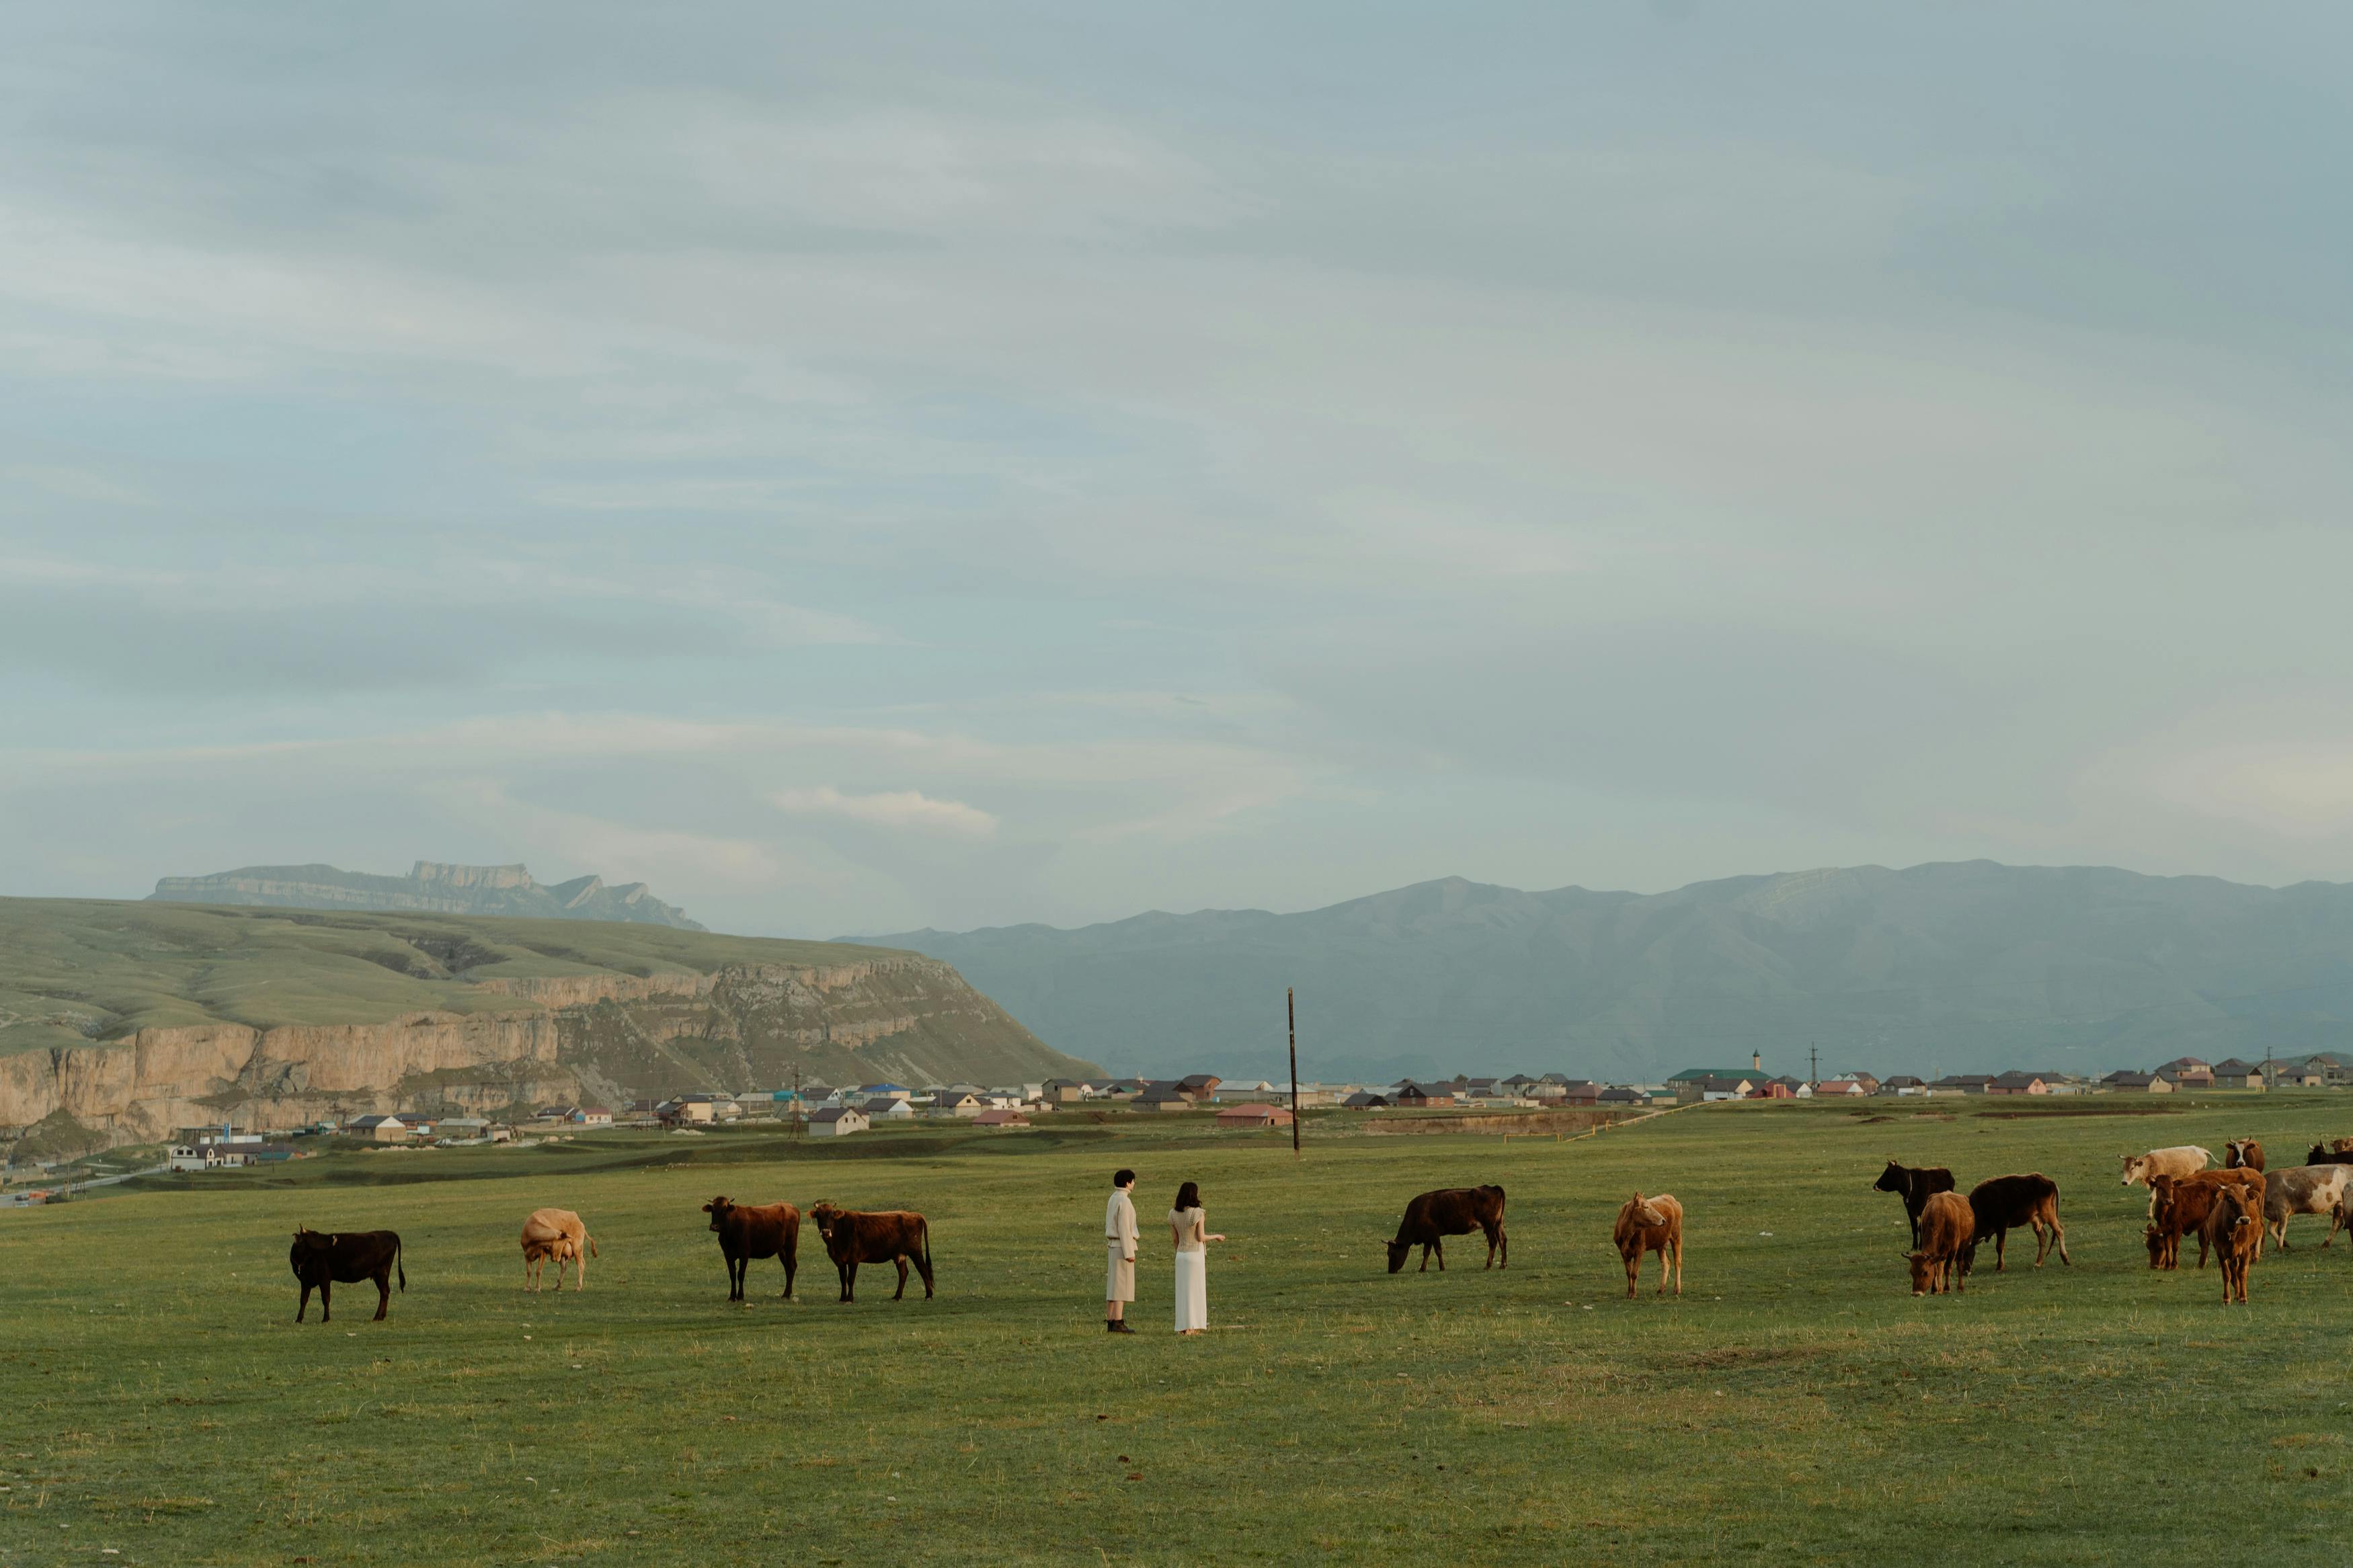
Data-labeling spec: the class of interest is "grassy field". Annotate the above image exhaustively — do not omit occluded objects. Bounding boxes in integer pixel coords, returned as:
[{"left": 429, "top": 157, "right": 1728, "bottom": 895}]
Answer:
[{"left": 5, "top": 1097, "right": 2352, "bottom": 1565}]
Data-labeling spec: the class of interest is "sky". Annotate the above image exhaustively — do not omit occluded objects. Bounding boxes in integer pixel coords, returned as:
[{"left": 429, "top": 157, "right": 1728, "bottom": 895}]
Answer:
[{"left": 5, "top": 3, "right": 2353, "bottom": 940}]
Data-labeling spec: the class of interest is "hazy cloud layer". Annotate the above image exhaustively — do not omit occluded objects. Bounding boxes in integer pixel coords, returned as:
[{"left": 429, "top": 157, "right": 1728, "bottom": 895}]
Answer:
[{"left": 5, "top": 4, "right": 2353, "bottom": 937}]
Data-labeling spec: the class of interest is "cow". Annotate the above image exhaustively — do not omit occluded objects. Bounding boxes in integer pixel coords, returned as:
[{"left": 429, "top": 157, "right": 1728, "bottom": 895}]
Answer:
[
  {"left": 2122, "top": 1146, "right": 2210, "bottom": 1194},
  {"left": 1873, "top": 1160, "right": 1956, "bottom": 1247},
  {"left": 2260, "top": 1164, "right": 2353, "bottom": 1251},
  {"left": 807, "top": 1202, "right": 934, "bottom": 1303},
  {"left": 2203, "top": 1183, "right": 2263, "bottom": 1305},
  {"left": 703, "top": 1196, "right": 799, "bottom": 1302},
  {"left": 1384, "top": 1186, "right": 1508, "bottom": 1274},
  {"left": 2302, "top": 1138, "right": 2353, "bottom": 1167},
  {"left": 520, "top": 1208, "right": 596, "bottom": 1292},
  {"left": 1960, "top": 1173, "right": 2068, "bottom": 1274},
  {"left": 2147, "top": 1170, "right": 2266, "bottom": 1270},
  {"left": 1902, "top": 1190, "right": 1972, "bottom": 1296},
  {"left": 288, "top": 1227, "right": 404, "bottom": 1323},
  {"left": 2224, "top": 1139, "right": 2265, "bottom": 1173},
  {"left": 2144, "top": 1222, "right": 2167, "bottom": 1270},
  {"left": 1611, "top": 1192, "right": 1683, "bottom": 1299}
]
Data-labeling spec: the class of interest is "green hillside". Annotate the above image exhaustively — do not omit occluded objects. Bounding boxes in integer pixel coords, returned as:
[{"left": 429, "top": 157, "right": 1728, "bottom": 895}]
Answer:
[{"left": 0, "top": 899, "right": 884, "bottom": 1055}]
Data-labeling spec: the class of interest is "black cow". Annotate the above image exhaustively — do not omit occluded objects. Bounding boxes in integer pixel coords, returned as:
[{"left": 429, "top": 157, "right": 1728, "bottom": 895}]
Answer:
[
  {"left": 807, "top": 1202, "right": 934, "bottom": 1302},
  {"left": 1872, "top": 1160, "right": 1956, "bottom": 1245},
  {"left": 703, "top": 1196, "right": 799, "bottom": 1302},
  {"left": 289, "top": 1227, "right": 405, "bottom": 1322},
  {"left": 1959, "top": 1173, "right": 2068, "bottom": 1275},
  {"left": 1384, "top": 1186, "right": 1508, "bottom": 1273}
]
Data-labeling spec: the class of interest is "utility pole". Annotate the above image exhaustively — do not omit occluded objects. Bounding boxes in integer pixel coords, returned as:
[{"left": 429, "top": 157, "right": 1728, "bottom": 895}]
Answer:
[
  {"left": 1288, "top": 987, "right": 1301, "bottom": 1157},
  {"left": 1809, "top": 1042, "right": 1818, "bottom": 1087}
]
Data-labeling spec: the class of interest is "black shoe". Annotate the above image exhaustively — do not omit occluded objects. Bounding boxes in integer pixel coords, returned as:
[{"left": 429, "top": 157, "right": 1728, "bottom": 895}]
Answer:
[{"left": 1107, "top": 1319, "right": 1135, "bottom": 1333}]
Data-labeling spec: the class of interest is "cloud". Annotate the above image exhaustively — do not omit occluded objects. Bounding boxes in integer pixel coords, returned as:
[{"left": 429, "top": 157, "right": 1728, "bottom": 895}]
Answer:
[{"left": 771, "top": 786, "right": 998, "bottom": 838}]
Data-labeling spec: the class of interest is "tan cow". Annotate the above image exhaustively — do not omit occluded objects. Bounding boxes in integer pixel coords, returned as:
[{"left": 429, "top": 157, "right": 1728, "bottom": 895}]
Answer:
[
  {"left": 1612, "top": 1192, "right": 1683, "bottom": 1299},
  {"left": 521, "top": 1207, "right": 596, "bottom": 1291},
  {"left": 2122, "top": 1147, "right": 2212, "bottom": 1216},
  {"left": 1903, "top": 1190, "right": 1972, "bottom": 1296},
  {"left": 2262, "top": 1165, "right": 2353, "bottom": 1251}
]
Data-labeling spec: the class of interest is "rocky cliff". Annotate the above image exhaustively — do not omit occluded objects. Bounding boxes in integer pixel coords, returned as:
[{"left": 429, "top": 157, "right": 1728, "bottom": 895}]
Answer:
[
  {"left": 148, "top": 860, "right": 707, "bottom": 930},
  {"left": 0, "top": 899, "right": 1098, "bottom": 1151}
]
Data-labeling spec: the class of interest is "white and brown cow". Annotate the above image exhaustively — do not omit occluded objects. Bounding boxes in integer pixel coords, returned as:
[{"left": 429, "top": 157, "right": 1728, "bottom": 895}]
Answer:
[
  {"left": 2262, "top": 1165, "right": 2353, "bottom": 1251},
  {"left": 2122, "top": 1147, "right": 2212, "bottom": 1214}
]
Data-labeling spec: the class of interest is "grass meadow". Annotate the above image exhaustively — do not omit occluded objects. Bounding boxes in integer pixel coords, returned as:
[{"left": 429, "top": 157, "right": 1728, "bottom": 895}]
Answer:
[{"left": 5, "top": 1096, "right": 2352, "bottom": 1565}]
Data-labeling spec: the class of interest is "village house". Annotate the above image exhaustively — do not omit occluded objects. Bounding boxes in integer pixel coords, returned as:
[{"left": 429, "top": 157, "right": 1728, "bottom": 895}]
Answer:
[
  {"left": 167, "top": 1143, "right": 209, "bottom": 1172},
  {"left": 1215, "top": 1103, "right": 1295, "bottom": 1129},
  {"left": 1042, "top": 1079, "right": 1094, "bottom": 1104},
  {"left": 2260, "top": 1058, "right": 2325, "bottom": 1089},
  {"left": 856, "top": 1083, "right": 914, "bottom": 1105},
  {"left": 971, "top": 1108, "right": 1030, "bottom": 1128},
  {"left": 1597, "top": 1085, "right": 1645, "bottom": 1107},
  {"left": 570, "top": 1108, "right": 613, "bottom": 1127},
  {"left": 1989, "top": 1071, "right": 2049, "bottom": 1096},
  {"left": 2210, "top": 1058, "right": 2265, "bottom": 1090},
  {"left": 1929, "top": 1074, "right": 1996, "bottom": 1095},
  {"left": 2160, "top": 1056, "right": 2215, "bottom": 1089},
  {"left": 1807, "top": 1078, "right": 1870, "bottom": 1098},
  {"left": 347, "top": 1114, "right": 412, "bottom": 1142},
  {"left": 1133, "top": 1085, "right": 1194, "bottom": 1113},
  {"left": 1391, "top": 1081, "right": 1455, "bottom": 1108},
  {"left": 1341, "top": 1091, "right": 1390, "bottom": 1110},
  {"left": 2102, "top": 1069, "right": 2172, "bottom": 1093},
  {"left": 866, "top": 1098, "right": 916, "bottom": 1122},
  {"left": 927, "top": 1091, "right": 983, "bottom": 1118},
  {"left": 809, "top": 1106, "right": 869, "bottom": 1137}
]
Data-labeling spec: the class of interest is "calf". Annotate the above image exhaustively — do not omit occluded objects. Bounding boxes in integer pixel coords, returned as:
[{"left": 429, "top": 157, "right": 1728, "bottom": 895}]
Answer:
[
  {"left": 1384, "top": 1186, "right": 1508, "bottom": 1274},
  {"left": 520, "top": 1207, "right": 596, "bottom": 1292},
  {"left": 2261, "top": 1164, "right": 2353, "bottom": 1251},
  {"left": 1903, "top": 1190, "right": 1972, "bottom": 1296},
  {"left": 1873, "top": 1160, "right": 1956, "bottom": 1246},
  {"left": 2202, "top": 1184, "right": 2262, "bottom": 1305},
  {"left": 1961, "top": 1174, "right": 2068, "bottom": 1274},
  {"left": 2147, "top": 1170, "right": 2266, "bottom": 1270},
  {"left": 703, "top": 1196, "right": 799, "bottom": 1302},
  {"left": 807, "top": 1202, "right": 934, "bottom": 1303},
  {"left": 288, "top": 1227, "right": 404, "bottom": 1323},
  {"left": 2224, "top": 1139, "right": 2265, "bottom": 1173},
  {"left": 1611, "top": 1192, "right": 1683, "bottom": 1299}
]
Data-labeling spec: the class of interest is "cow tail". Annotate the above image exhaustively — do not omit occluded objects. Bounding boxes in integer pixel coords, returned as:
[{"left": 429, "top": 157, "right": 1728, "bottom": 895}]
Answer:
[
  {"left": 397, "top": 1239, "right": 407, "bottom": 1293},
  {"left": 922, "top": 1218, "right": 932, "bottom": 1276}
]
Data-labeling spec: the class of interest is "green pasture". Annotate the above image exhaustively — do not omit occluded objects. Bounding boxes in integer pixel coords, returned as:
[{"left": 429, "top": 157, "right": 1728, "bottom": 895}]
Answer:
[{"left": 4, "top": 1098, "right": 2352, "bottom": 1565}]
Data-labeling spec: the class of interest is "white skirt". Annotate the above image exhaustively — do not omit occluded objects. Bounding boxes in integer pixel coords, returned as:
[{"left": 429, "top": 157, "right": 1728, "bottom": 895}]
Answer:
[{"left": 1173, "top": 1249, "right": 1207, "bottom": 1333}]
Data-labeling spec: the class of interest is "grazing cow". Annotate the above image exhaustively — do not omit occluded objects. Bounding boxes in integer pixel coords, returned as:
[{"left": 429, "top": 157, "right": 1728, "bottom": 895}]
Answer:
[
  {"left": 1960, "top": 1174, "right": 2069, "bottom": 1274},
  {"left": 1384, "top": 1186, "right": 1509, "bottom": 1274},
  {"left": 703, "top": 1196, "right": 799, "bottom": 1302},
  {"left": 2224, "top": 1139, "right": 2265, "bottom": 1173},
  {"left": 2147, "top": 1170, "right": 2266, "bottom": 1270},
  {"left": 2302, "top": 1138, "right": 2353, "bottom": 1167},
  {"left": 520, "top": 1208, "right": 596, "bottom": 1292},
  {"left": 807, "top": 1202, "right": 934, "bottom": 1303},
  {"left": 2260, "top": 1165, "right": 2353, "bottom": 1251},
  {"left": 1873, "top": 1160, "right": 1956, "bottom": 1246},
  {"left": 1611, "top": 1192, "right": 1683, "bottom": 1299},
  {"left": 288, "top": 1227, "right": 404, "bottom": 1323},
  {"left": 1902, "top": 1190, "right": 1972, "bottom": 1296},
  {"left": 2202, "top": 1184, "right": 2263, "bottom": 1305}
]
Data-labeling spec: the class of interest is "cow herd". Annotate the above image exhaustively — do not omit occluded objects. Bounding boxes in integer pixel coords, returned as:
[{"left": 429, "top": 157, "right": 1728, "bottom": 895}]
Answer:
[
  {"left": 282, "top": 1132, "right": 2353, "bottom": 1323},
  {"left": 1869, "top": 1133, "right": 2353, "bottom": 1308}
]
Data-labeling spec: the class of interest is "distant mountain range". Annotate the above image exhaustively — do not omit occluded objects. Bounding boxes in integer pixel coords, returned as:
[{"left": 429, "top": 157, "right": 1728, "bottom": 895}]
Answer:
[
  {"left": 863, "top": 862, "right": 2353, "bottom": 1083},
  {"left": 149, "top": 860, "right": 705, "bottom": 930}
]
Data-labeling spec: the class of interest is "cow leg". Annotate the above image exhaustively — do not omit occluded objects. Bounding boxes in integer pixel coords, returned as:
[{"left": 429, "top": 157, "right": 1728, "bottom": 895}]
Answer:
[
  {"left": 1433, "top": 1239, "right": 1444, "bottom": 1272},
  {"left": 915, "top": 1252, "right": 935, "bottom": 1298},
  {"left": 1993, "top": 1231, "right": 2007, "bottom": 1273},
  {"left": 1624, "top": 1252, "right": 1638, "bottom": 1299},
  {"left": 893, "top": 1256, "right": 909, "bottom": 1301},
  {"left": 296, "top": 1281, "right": 313, "bottom": 1322},
  {"left": 1497, "top": 1224, "right": 1507, "bottom": 1270},
  {"left": 319, "top": 1280, "right": 332, "bottom": 1323},
  {"left": 776, "top": 1254, "right": 793, "bottom": 1301},
  {"left": 840, "top": 1261, "right": 855, "bottom": 1303},
  {"left": 373, "top": 1270, "right": 391, "bottom": 1321}
]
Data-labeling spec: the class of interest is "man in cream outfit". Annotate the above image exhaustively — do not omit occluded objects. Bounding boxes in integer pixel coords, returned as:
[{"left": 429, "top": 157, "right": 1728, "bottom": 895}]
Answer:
[{"left": 1105, "top": 1167, "right": 1138, "bottom": 1333}]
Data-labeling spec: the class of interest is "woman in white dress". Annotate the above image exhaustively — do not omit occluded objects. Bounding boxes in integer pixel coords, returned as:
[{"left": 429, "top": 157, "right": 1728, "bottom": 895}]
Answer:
[{"left": 1168, "top": 1181, "right": 1225, "bottom": 1335}]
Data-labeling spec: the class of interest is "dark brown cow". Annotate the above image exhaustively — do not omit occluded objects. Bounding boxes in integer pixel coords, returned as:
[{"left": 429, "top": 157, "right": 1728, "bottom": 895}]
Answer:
[
  {"left": 2224, "top": 1139, "right": 2265, "bottom": 1173},
  {"left": 2202, "top": 1184, "right": 2262, "bottom": 1305},
  {"left": 2148, "top": 1169, "right": 2266, "bottom": 1270},
  {"left": 1873, "top": 1160, "right": 1956, "bottom": 1246},
  {"left": 807, "top": 1202, "right": 933, "bottom": 1302},
  {"left": 1384, "top": 1186, "right": 1508, "bottom": 1274},
  {"left": 703, "top": 1196, "right": 799, "bottom": 1302},
  {"left": 1960, "top": 1173, "right": 2068, "bottom": 1275},
  {"left": 2303, "top": 1138, "right": 2353, "bottom": 1167},
  {"left": 1903, "top": 1190, "right": 1972, "bottom": 1296},
  {"left": 288, "top": 1227, "right": 404, "bottom": 1323}
]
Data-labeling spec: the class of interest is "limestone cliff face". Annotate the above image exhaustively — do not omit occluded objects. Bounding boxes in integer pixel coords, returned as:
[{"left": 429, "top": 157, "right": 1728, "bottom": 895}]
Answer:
[{"left": 0, "top": 946, "right": 1086, "bottom": 1149}]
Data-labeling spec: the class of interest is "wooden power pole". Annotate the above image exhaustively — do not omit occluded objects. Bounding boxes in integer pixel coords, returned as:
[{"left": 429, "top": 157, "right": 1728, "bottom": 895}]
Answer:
[{"left": 1288, "top": 987, "right": 1301, "bottom": 1156}]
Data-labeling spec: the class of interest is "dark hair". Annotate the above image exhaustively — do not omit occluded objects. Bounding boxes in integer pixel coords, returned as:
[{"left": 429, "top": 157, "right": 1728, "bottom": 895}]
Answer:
[
  {"left": 1113, "top": 1168, "right": 1135, "bottom": 1188},
  {"left": 1173, "top": 1181, "right": 1201, "bottom": 1212}
]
